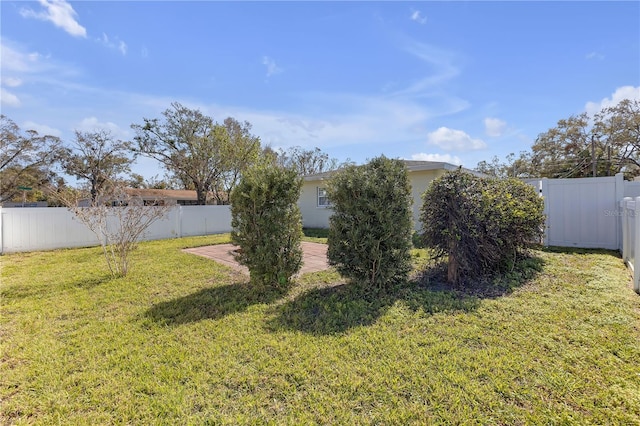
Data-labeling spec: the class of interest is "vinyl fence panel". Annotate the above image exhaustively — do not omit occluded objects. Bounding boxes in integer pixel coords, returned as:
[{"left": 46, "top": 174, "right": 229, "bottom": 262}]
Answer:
[
  {"left": 541, "top": 176, "right": 621, "bottom": 250},
  {"left": 0, "top": 205, "right": 232, "bottom": 254}
]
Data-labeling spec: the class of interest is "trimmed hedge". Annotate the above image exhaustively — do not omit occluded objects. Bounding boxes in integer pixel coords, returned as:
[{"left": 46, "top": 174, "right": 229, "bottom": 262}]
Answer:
[
  {"left": 327, "top": 156, "right": 413, "bottom": 289},
  {"left": 420, "top": 169, "right": 545, "bottom": 285},
  {"left": 230, "top": 164, "right": 303, "bottom": 288}
]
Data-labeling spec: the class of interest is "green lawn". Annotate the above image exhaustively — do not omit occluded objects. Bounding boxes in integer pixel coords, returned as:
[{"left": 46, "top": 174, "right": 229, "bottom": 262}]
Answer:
[{"left": 2, "top": 235, "right": 639, "bottom": 425}]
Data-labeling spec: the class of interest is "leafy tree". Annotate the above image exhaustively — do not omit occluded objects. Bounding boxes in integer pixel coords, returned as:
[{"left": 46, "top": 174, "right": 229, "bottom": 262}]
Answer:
[
  {"left": 230, "top": 162, "right": 303, "bottom": 288},
  {"left": 327, "top": 156, "right": 413, "bottom": 290},
  {"left": 126, "top": 173, "right": 175, "bottom": 190},
  {"left": 514, "top": 98, "right": 640, "bottom": 178},
  {"left": 594, "top": 98, "right": 640, "bottom": 175},
  {"left": 275, "top": 146, "right": 341, "bottom": 175},
  {"left": 213, "top": 117, "right": 261, "bottom": 204},
  {"left": 132, "top": 102, "right": 261, "bottom": 204},
  {"left": 420, "top": 169, "right": 544, "bottom": 285},
  {"left": 60, "top": 130, "right": 132, "bottom": 202},
  {"left": 529, "top": 113, "right": 601, "bottom": 178},
  {"left": 0, "top": 115, "right": 62, "bottom": 203}
]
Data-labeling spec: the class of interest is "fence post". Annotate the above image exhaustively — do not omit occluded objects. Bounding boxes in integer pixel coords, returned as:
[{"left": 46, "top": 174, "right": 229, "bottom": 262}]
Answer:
[
  {"left": 622, "top": 198, "right": 632, "bottom": 263},
  {"left": 615, "top": 173, "right": 625, "bottom": 251},
  {"left": 175, "top": 205, "right": 182, "bottom": 238},
  {"left": 540, "top": 178, "right": 550, "bottom": 246},
  {"left": 634, "top": 197, "right": 640, "bottom": 293},
  {"left": 0, "top": 207, "right": 3, "bottom": 255}
]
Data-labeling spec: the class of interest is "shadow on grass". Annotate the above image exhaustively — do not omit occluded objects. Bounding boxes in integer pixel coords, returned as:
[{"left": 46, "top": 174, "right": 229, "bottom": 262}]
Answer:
[
  {"left": 266, "top": 281, "right": 481, "bottom": 335},
  {"left": 267, "top": 254, "right": 545, "bottom": 335},
  {"left": 416, "top": 254, "right": 546, "bottom": 299},
  {"left": 2, "top": 273, "right": 113, "bottom": 300},
  {"left": 71, "top": 273, "right": 115, "bottom": 289},
  {"left": 144, "top": 282, "right": 286, "bottom": 326},
  {"left": 541, "top": 246, "right": 622, "bottom": 257}
]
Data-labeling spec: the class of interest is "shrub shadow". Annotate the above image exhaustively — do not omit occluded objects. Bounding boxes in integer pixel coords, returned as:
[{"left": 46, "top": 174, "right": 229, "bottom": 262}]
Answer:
[
  {"left": 70, "top": 273, "right": 115, "bottom": 289},
  {"left": 2, "top": 273, "right": 113, "bottom": 300},
  {"left": 145, "top": 282, "right": 286, "bottom": 326},
  {"left": 542, "top": 246, "right": 621, "bottom": 257},
  {"left": 267, "top": 280, "right": 481, "bottom": 335},
  {"left": 267, "top": 253, "right": 544, "bottom": 335},
  {"left": 416, "top": 254, "right": 546, "bottom": 299}
]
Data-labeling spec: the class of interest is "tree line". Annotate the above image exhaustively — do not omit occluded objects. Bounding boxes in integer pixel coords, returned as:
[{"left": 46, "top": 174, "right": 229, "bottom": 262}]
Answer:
[
  {"left": 0, "top": 102, "right": 344, "bottom": 205},
  {"left": 476, "top": 99, "right": 640, "bottom": 178}
]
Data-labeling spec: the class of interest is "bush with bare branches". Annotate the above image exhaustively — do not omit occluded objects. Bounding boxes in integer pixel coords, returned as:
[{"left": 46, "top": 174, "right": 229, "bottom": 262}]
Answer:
[{"left": 57, "top": 186, "right": 171, "bottom": 277}]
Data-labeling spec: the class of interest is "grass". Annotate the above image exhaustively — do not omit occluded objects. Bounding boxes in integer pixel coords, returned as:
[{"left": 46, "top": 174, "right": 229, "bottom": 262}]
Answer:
[{"left": 2, "top": 235, "right": 640, "bottom": 424}]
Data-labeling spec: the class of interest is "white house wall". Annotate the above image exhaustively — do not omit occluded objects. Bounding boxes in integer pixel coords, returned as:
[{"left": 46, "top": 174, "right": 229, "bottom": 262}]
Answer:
[
  {"left": 298, "top": 181, "right": 334, "bottom": 229},
  {"left": 299, "top": 169, "right": 445, "bottom": 231}
]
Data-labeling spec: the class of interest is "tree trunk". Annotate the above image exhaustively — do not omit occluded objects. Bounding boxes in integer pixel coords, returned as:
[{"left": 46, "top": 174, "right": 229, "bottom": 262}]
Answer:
[
  {"left": 196, "top": 185, "right": 207, "bottom": 205},
  {"left": 447, "top": 240, "right": 459, "bottom": 284}
]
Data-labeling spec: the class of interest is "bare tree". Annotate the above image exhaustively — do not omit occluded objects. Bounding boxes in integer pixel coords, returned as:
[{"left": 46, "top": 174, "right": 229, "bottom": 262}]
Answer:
[
  {"left": 275, "top": 146, "right": 340, "bottom": 175},
  {"left": 57, "top": 186, "right": 171, "bottom": 277},
  {"left": 60, "top": 130, "right": 133, "bottom": 202}
]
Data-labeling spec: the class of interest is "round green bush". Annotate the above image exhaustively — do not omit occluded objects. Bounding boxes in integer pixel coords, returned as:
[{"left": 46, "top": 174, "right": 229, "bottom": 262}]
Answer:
[{"left": 420, "top": 169, "right": 545, "bottom": 285}]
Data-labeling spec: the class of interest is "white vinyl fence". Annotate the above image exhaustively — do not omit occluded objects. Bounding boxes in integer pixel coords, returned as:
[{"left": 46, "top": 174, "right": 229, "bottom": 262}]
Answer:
[
  {"left": 620, "top": 198, "right": 640, "bottom": 293},
  {"left": 0, "top": 205, "right": 231, "bottom": 254},
  {"left": 525, "top": 173, "right": 640, "bottom": 294},
  {"left": 526, "top": 174, "right": 625, "bottom": 250}
]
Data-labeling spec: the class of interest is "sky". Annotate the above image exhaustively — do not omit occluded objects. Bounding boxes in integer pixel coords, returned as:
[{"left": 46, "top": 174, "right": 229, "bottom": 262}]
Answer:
[{"left": 1, "top": 0, "right": 639, "bottom": 182}]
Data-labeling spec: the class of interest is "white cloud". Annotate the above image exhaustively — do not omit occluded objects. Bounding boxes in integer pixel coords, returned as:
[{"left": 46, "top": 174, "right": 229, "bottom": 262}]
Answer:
[
  {"left": 0, "top": 40, "right": 81, "bottom": 99},
  {"left": 484, "top": 117, "right": 506, "bottom": 137},
  {"left": 585, "top": 86, "right": 640, "bottom": 115},
  {"left": 76, "top": 117, "right": 129, "bottom": 139},
  {"left": 426, "top": 127, "right": 486, "bottom": 151},
  {"left": 0, "top": 42, "right": 43, "bottom": 73},
  {"left": 585, "top": 51, "right": 604, "bottom": 60},
  {"left": 1, "top": 87, "right": 21, "bottom": 107},
  {"left": 262, "top": 56, "right": 283, "bottom": 78},
  {"left": 98, "top": 33, "right": 128, "bottom": 56},
  {"left": 20, "top": 0, "right": 86, "bottom": 38},
  {"left": 2, "top": 77, "right": 23, "bottom": 88},
  {"left": 393, "top": 40, "right": 459, "bottom": 97},
  {"left": 409, "top": 153, "right": 461, "bottom": 165},
  {"left": 22, "top": 121, "right": 62, "bottom": 137},
  {"left": 410, "top": 10, "right": 427, "bottom": 24}
]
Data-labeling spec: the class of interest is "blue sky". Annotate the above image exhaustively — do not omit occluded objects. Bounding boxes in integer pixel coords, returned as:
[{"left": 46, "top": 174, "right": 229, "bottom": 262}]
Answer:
[{"left": 1, "top": 1, "right": 639, "bottom": 181}]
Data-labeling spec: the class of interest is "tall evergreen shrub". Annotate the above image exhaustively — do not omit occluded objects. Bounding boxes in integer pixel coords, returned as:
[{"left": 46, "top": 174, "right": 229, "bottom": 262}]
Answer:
[
  {"left": 230, "top": 164, "right": 303, "bottom": 288},
  {"left": 420, "top": 169, "right": 545, "bottom": 285},
  {"left": 327, "top": 156, "right": 413, "bottom": 289}
]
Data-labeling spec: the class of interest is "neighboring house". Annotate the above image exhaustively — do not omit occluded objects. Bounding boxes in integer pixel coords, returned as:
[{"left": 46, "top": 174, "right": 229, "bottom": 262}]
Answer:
[
  {"left": 2, "top": 201, "right": 48, "bottom": 208},
  {"left": 78, "top": 188, "right": 210, "bottom": 207},
  {"left": 299, "top": 160, "right": 481, "bottom": 231}
]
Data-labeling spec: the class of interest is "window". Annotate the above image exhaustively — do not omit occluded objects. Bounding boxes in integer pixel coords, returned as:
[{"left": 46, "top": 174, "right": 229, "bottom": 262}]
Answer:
[{"left": 317, "top": 187, "right": 332, "bottom": 207}]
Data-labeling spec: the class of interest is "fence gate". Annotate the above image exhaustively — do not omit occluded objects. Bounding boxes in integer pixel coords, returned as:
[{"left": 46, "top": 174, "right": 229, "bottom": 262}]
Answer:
[{"left": 537, "top": 175, "right": 624, "bottom": 250}]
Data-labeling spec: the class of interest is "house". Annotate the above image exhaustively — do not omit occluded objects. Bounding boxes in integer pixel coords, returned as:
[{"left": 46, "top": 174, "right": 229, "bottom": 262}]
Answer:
[
  {"left": 78, "top": 188, "right": 207, "bottom": 207},
  {"left": 298, "top": 160, "right": 481, "bottom": 231}
]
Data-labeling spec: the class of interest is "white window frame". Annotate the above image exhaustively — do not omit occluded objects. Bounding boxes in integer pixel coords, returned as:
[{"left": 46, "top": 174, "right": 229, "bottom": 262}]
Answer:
[{"left": 317, "top": 187, "right": 332, "bottom": 208}]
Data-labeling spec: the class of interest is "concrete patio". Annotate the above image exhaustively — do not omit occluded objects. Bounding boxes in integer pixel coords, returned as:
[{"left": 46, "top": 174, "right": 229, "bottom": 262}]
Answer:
[{"left": 183, "top": 241, "right": 329, "bottom": 275}]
